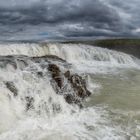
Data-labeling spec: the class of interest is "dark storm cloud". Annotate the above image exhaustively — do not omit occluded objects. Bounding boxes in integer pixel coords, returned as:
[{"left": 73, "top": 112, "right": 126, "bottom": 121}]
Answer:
[
  {"left": 0, "top": 0, "right": 120, "bottom": 25},
  {"left": 0, "top": 0, "right": 139, "bottom": 40},
  {"left": 102, "top": 0, "right": 140, "bottom": 35}
]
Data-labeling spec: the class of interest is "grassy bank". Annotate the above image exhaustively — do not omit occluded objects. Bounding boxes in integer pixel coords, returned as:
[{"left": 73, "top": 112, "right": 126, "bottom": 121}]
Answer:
[
  {"left": 94, "top": 39, "right": 140, "bottom": 47},
  {"left": 63, "top": 39, "right": 140, "bottom": 47},
  {"left": 94, "top": 39, "right": 140, "bottom": 58}
]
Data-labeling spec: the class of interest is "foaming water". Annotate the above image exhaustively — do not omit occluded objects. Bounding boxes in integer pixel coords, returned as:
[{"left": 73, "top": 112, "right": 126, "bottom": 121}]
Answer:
[
  {"left": 0, "top": 43, "right": 49, "bottom": 57},
  {"left": 0, "top": 43, "right": 140, "bottom": 140},
  {"left": 0, "top": 56, "right": 124, "bottom": 140},
  {"left": 47, "top": 43, "right": 140, "bottom": 73},
  {"left": 0, "top": 43, "right": 139, "bottom": 74}
]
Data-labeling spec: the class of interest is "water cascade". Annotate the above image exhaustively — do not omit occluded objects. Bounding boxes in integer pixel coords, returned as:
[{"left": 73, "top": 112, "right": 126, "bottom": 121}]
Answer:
[{"left": 0, "top": 43, "right": 140, "bottom": 140}]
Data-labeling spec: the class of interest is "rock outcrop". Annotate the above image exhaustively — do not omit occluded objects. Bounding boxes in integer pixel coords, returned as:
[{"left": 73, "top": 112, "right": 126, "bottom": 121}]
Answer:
[
  {"left": 48, "top": 64, "right": 91, "bottom": 106},
  {"left": 64, "top": 71, "right": 91, "bottom": 106},
  {"left": 65, "top": 71, "right": 91, "bottom": 98},
  {"left": 5, "top": 81, "right": 18, "bottom": 96},
  {"left": 48, "top": 64, "right": 63, "bottom": 89},
  {"left": 2, "top": 55, "right": 91, "bottom": 109}
]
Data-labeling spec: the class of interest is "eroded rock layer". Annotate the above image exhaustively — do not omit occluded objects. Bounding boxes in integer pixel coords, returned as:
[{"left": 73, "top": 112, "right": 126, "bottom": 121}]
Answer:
[{"left": 1, "top": 55, "right": 91, "bottom": 110}]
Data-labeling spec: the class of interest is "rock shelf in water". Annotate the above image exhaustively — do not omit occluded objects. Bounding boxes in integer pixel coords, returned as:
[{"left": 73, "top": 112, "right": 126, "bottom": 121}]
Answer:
[{"left": 2, "top": 55, "right": 91, "bottom": 110}]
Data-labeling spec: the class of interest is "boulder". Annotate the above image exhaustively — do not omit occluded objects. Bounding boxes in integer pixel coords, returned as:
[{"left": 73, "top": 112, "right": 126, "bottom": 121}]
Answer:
[
  {"left": 48, "top": 65, "right": 91, "bottom": 106},
  {"left": 65, "top": 72, "right": 91, "bottom": 99},
  {"left": 64, "top": 94, "right": 83, "bottom": 108}
]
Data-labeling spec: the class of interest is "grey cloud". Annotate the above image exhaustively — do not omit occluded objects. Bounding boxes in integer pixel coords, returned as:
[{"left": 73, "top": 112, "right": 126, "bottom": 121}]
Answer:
[
  {"left": 0, "top": 0, "right": 120, "bottom": 25},
  {"left": 0, "top": 0, "right": 139, "bottom": 41}
]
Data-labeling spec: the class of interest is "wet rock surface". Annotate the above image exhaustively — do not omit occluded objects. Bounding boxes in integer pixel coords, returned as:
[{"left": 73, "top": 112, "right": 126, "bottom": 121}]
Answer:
[
  {"left": 64, "top": 71, "right": 91, "bottom": 106},
  {"left": 48, "top": 64, "right": 63, "bottom": 89},
  {"left": 2, "top": 55, "right": 91, "bottom": 108},
  {"left": 48, "top": 64, "right": 91, "bottom": 106},
  {"left": 5, "top": 81, "right": 18, "bottom": 96}
]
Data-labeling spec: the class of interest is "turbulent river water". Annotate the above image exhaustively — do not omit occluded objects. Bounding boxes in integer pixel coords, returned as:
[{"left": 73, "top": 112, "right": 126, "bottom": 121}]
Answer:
[{"left": 0, "top": 43, "right": 140, "bottom": 140}]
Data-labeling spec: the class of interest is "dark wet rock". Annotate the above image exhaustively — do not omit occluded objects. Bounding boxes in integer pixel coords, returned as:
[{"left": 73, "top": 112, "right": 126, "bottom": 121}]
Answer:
[
  {"left": 64, "top": 94, "right": 74, "bottom": 104},
  {"left": 66, "top": 73, "right": 91, "bottom": 99},
  {"left": 48, "top": 65, "right": 91, "bottom": 106},
  {"left": 0, "top": 55, "right": 29, "bottom": 70},
  {"left": 64, "top": 94, "right": 77, "bottom": 104},
  {"left": 1, "top": 55, "right": 91, "bottom": 107},
  {"left": 48, "top": 64, "right": 61, "bottom": 73},
  {"left": 64, "top": 71, "right": 91, "bottom": 106},
  {"left": 45, "top": 55, "right": 66, "bottom": 62},
  {"left": 64, "top": 74, "right": 90, "bottom": 106},
  {"left": 32, "top": 55, "right": 66, "bottom": 63},
  {"left": 5, "top": 81, "right": 18, "bottom": 96},
  {"left": 25, "top": 96, "right": 34, "bottom": 111},
  {"left": 64, "top": 94, "right": 83, "bottom": 108},
  {"left": 37, "top": 71, "right": 43, "bottom": 77},
  {"left": 48, "top": 64, "right": 63, "bottom": 89},
  {"left": 64, "top": 70, "right": 71, "bottom": 79}
]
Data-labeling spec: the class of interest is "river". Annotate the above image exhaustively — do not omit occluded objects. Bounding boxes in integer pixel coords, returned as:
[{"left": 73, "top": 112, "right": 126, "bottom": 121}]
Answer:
[{"left": 0, "top": 43, "right": 140, "bottom": 140}]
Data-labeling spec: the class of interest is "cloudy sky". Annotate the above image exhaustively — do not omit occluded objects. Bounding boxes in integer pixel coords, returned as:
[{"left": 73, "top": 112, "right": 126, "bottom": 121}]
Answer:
[{"left": 0, "top": 0, "right": 140, "bottom": 41}]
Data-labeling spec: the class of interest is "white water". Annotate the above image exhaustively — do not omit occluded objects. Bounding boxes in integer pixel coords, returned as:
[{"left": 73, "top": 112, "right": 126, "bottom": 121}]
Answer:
[
  {"left": 47, "top": 43, "right": 140, "bottom": 73},
  {"left": 0, "top": 43, "right": 139, "bottom": 73},
  {"left": 0, "top": 43, "right": 140, "bottom": 140}
]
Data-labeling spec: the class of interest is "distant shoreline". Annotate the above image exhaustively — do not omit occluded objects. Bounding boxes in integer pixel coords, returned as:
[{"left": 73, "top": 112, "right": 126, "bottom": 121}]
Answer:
[
  {"left": 94, "top": 39, "right": 140, "bottom": 58},
  {"left": 62, "top": 39, "right": 140, "bottom": 58}
]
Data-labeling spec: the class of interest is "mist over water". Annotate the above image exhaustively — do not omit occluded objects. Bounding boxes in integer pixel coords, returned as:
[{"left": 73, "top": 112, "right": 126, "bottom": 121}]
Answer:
[{"left": 0, "top": 43, "right": 140, "bottom": 140}]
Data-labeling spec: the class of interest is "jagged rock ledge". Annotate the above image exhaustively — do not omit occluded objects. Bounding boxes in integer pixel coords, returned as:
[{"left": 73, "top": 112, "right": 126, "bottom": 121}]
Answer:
[
  {"left": 2, "top": 55, "right": 91, "bottom": 109},
  {"left": 48, "top": 64, "right": 91, "bottom": 107}
]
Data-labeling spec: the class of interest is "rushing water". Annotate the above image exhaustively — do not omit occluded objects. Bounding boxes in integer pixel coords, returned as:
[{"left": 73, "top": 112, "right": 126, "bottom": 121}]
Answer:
[{"left": 0, "top": 43, "right": 140, "bottom": 140}]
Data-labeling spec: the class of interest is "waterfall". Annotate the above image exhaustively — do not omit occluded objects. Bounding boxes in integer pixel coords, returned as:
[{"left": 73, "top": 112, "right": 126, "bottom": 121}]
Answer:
[
  {"left": 0, "top": 43, "right": 139, "bottom": 71},
  {"left": 0, "top": 53, "right": 92, "bottom": 139},
  {"left": 0, "top": 43, "right": 140, "bottom": 140}
]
